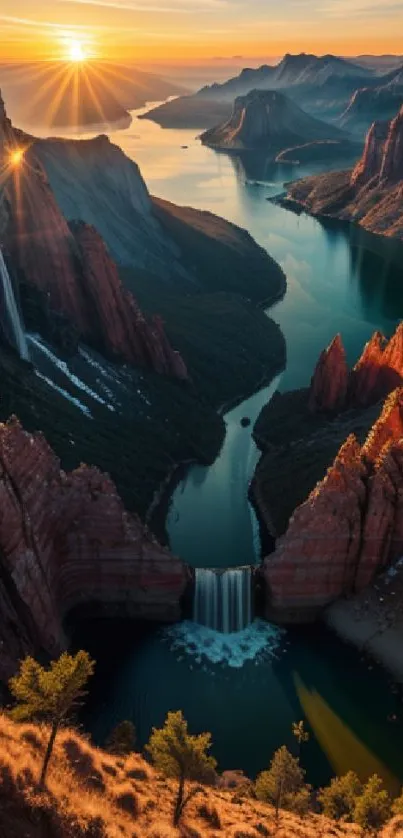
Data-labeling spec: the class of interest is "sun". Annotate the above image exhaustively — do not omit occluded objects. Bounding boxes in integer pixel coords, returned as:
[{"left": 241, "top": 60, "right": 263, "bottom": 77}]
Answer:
[{"left": 67, "top": 39, "right": 87, "bottom": 63}]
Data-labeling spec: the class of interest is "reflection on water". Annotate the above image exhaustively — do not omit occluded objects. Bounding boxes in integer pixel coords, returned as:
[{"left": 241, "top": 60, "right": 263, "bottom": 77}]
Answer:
[{"left": 53, "top": 102, "right": 403, "bottom": 786}]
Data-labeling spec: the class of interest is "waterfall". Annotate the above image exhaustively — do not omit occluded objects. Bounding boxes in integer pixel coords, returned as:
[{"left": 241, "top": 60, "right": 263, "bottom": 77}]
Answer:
[
  {"left": 0, "top": 249, "right": 29, "bottom": 360},
  {"left": 193, "top": 567, "right": 253, "bottom": 633}
]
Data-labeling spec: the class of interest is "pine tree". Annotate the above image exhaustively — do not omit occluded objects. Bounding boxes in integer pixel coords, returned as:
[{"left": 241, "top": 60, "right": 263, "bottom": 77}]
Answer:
[
  {"left": 9, "top": 651, "right": 95, "bottom": 787},
  {"left": 146, "top": 710, "right": 217, "bottom": 825},
  {"left": 255, "top": 745, "right": 311, "bottom": 817},
  {"left": 106, "top": 720, "right": 136, "bottom": 755},
  {"left": 318, "top": 771, "right": 362, "bottom": 820},
  {"left": 353, "top": 774, "right": 391, "bottom": 832}
]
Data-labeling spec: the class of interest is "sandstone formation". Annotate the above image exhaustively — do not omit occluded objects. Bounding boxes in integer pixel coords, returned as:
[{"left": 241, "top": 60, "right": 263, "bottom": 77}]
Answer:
[
  {"left": 200, "top": 89, "right": 346, "bottom": 153},
  {"left": 340, "top": 66, "right": 403, "bottom": 136},
  {"left": 0, "top": 417, "right": 188, "bottom": 683},
  {"left": 308, "top": 334, "right": 349, "bottom": 412},
  {"left": 286, "top": 103, "right": 403, "bottom": 238},
  {"left": 309, "top": 323, "right": 403, "bottom": 412},
  {"left": 263, "top": 388, "right": 403, "bottom": 622}
]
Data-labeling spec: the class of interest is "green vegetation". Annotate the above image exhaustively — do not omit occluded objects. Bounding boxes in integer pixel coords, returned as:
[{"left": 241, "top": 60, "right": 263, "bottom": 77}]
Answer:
[
  {"left": 255, "top": 745, "right": 311, "bottom": 817},
  {"left": 9, "top": 651, "right": 94, "bottom": 786},
  {"left": 106, "top": 721, "right": 137, "bottom": 756},
  {"left": 146, "top": 710, "right": 217, "bottom": 825},
  {"left": 318, "top": 771, "right": 363, "bottom": 820},
  {"left": 353, "top": 774, "right": 391, "bottom": 831}
]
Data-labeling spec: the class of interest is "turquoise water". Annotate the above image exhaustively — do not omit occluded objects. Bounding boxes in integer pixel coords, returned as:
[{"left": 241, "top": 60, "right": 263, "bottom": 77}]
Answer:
[{"left": 73, "top": 105, "right": 403, "bottom": 788}]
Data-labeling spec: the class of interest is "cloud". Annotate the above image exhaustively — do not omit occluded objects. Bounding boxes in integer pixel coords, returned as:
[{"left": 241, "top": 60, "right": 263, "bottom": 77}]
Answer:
[{"left": 57, "top": 0, "right": 227, "bottom": 12}]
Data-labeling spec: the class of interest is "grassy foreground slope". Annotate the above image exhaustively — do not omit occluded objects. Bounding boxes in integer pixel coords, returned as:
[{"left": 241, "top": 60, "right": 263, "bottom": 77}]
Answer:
[{"left": 0, "top": 715, "right": 399, "bottom": 838}]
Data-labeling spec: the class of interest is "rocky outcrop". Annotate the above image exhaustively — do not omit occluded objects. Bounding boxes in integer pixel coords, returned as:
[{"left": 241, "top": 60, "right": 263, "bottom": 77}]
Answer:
[
  {"left": 309, "top": 334, "right": 349, "bottom": 412},
  {"left": 309, "top": 324, "right": 403, "bottom": 412},
  {"left": 200, "top": 89, "right": 346, "bottom": 153},
  {"left": 263, "top": 388, "right": 403, "bottom": 622},
  {"left": 0, "top": 417, "right": 188, "bottom": 683},
  {"left": 286, "top": 103, "right": 403, "bottom": 239},
  {"left": 0, "top": 93, "right": 186, "bottom": 376}
]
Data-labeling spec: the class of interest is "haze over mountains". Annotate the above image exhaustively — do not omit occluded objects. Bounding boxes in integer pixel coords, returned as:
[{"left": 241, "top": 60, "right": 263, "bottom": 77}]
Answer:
[
  {"left": 141, "top": 52, "right": 403, "bottom": 137},
  {"left": 0, "top": 61, "right": 187, "bottom": 131}
]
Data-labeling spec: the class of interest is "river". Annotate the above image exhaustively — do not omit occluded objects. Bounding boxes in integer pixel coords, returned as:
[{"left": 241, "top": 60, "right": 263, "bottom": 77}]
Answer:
[{"left": 67, "top": 104, "right": 403, "bottom": 789}]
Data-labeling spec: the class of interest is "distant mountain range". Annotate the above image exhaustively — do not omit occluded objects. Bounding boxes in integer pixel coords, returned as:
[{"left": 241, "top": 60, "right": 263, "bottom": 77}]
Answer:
[
  {"left": 0, "top": 61, "right": 188, "bottom": 131},
  {"left": 141, "top": 53, "right": 375, "bottom": 130},
  {"left": 340, "top": 65, "right": 403, "bottom": 134}
]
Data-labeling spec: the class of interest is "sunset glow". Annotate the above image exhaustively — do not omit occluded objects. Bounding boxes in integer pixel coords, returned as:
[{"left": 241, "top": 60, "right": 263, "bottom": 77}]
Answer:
[
  {"left": 66, "top": 39, "right": 87, "bottom": 63},
  {"left": 1, "top": 0, "right": 402, "bottom": 63}
]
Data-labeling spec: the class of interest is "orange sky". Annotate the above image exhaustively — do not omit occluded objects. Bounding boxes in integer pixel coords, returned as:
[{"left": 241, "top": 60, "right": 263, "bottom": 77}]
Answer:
[{"left": 1, "top": 0, "right": 402, "bottom": 63}]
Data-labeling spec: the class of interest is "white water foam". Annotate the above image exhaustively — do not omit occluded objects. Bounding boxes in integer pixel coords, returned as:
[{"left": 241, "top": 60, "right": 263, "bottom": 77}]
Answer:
[
  {"left": 163, "top": 619, "right": 284, "bottom": 669},
  {"left": 29, "top": 336, "right": 115, "bottom": 411},
  {"left": 35, "top": 370, "right": 93, "bottom": 418}
]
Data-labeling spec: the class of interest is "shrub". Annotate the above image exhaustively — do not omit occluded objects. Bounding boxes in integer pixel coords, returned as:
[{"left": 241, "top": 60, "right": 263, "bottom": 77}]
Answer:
[
  {"left": 106, "top": 721, "right": 136, "bottom": 756},
  {"left": 353, "top": 774, "right": 391, "bottom": 831},
  {"left": 318, "top": 771, "right": 362, "bottom": 820},
  {"left": 115, "top": 789, "right": 139, "bottom": 817}
]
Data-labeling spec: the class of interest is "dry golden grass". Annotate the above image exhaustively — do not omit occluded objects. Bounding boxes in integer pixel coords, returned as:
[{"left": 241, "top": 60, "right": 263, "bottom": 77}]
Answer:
[{"left": 0, "top": 714, "right": 397, "bottom": 837}]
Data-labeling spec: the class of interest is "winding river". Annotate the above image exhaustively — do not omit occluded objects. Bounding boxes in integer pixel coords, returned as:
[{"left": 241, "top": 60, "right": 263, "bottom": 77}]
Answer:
[{"left": 72, "top": 105, "right": 403, "bottom": 789}]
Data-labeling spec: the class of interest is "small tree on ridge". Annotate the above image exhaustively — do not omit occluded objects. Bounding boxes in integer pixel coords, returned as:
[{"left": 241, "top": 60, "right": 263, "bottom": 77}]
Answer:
[
  {"left": 9, "top": 651, "right": 95, "bottom": 787},
  {"left": 146, "top": 710, "right": 217, "bottom": 825}
]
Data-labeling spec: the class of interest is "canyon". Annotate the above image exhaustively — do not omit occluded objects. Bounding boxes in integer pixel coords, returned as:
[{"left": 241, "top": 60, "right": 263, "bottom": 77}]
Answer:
[
  {"left": 286, "top": 102, "right": 403, "bottom": 239},
  {"left": 253, "top": 324, "right": 403, "bottom": 622},
  {"left": 0, "top": 416, "right": 188, "bottom": 685}
]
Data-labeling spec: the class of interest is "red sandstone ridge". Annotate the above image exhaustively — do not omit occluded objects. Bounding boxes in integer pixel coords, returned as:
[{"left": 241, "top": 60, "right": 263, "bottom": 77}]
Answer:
[
  {"left": 263, "top": 388, "right": 403, "bottom": 623},
  {"left": 308, "top": 334, "right": 348, "bottom": 412},
  {"left": 0, "top": 417, "right": 188, "bottom": 683},
  {"left": 286, "top": 104, "right": 403, "bottom": 239},
  {"left": 0, "top": 93, "right": 186, "bottom": 378},
  {"left": 309, "top": 323, "right": 403, "bottom": 413}
]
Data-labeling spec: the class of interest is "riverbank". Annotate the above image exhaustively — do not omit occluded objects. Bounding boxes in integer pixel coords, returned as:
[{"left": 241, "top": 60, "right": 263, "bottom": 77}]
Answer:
[{"left": 326, "top": 563, "right": 403, "bottom": 684}]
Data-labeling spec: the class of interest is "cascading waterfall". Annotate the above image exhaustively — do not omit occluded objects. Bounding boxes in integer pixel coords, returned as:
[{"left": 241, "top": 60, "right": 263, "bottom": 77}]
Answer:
[
  {"left": 193, "top": 566, "right": 253, "bottom": 633},
  {"left": 0, "top": 249, "right": 29, "bottom": 360}
]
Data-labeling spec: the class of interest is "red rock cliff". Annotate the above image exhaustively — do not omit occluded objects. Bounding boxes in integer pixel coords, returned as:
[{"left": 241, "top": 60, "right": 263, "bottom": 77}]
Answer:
[
  {"left": 263, "top": 388, "right": 403, "bottom": 622},
  {"left": 308, "top": 334, "right": 348, "bottom": 412},
  {"left": 0, "top": 417, "right": 188, "bottom": 683},
  {"left": 309, "top": 323, "right": 403, "bottom": 412},
  {"left": 0, "top": 92, "right": 186, "bottom": 378}
]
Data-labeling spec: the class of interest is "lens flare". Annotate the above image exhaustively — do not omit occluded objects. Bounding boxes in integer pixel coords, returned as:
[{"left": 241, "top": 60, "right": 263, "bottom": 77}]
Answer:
[{"left": 10, "top": 149, "right": 24, "bottom": 167}]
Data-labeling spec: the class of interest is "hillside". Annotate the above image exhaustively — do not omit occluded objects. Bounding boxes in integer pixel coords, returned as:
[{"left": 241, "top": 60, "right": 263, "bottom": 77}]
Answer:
[{"left": 0, "top": 715, "right": 385, "bottom": 838}]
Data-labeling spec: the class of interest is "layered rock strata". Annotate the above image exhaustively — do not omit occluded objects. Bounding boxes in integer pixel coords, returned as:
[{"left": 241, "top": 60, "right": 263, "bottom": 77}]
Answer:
[
  {"left": 286, "top": 104, "right": 403, "bottom": 238},
  {"left": 0, "top": 417, "right": 188, "bottom": 683},
  {"left": 263, "top": 388, "right": 403, "bottom": 622}
]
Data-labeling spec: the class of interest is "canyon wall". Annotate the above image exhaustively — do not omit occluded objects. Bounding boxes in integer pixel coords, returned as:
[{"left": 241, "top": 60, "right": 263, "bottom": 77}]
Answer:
[
  {"left": 0, "top": 92, "right": 186, "bottom": 375},
  {"left": 0, "top": 418, "right": 188, "bottom": 683},
  {"left": 309, "top": 324, "right": 403, "bottom": 412},
  {"left": 263, "top": 388, "right": 403, "bottom": 622},
  {"left": 287, "top": 103, "right": 403, "bottom": 238}
]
